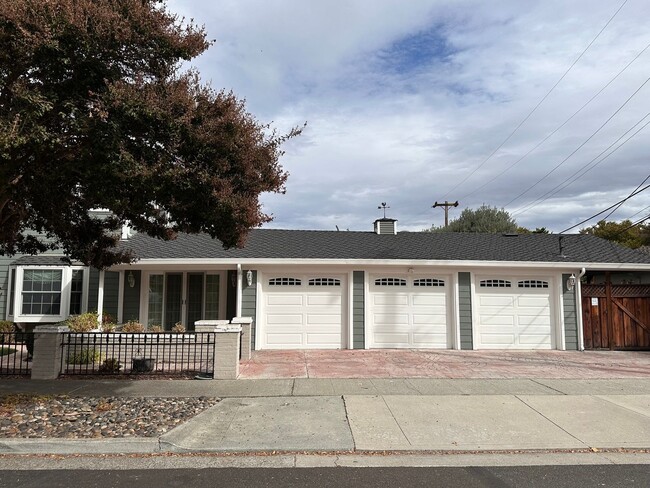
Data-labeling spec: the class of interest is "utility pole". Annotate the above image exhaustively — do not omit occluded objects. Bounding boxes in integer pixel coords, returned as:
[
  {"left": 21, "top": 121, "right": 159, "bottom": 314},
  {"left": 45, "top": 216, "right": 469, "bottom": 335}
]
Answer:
[{"left": 432, "top": 200, "right": 459, "bottom": 227}]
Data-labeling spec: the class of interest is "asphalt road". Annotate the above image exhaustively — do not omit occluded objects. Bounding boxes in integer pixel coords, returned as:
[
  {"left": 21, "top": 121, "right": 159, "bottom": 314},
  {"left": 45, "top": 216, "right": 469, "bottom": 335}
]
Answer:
[{"left": 1, "top": 465, "right": 648, "bottom": 488}]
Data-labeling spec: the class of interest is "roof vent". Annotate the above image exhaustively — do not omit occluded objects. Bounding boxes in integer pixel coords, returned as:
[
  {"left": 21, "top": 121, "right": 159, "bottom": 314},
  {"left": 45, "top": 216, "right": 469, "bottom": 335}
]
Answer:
[
  {"left": 374, "top": 218, "right": 397, "bottom": 235},
  {"left": 502, "top": 233, "right": 519, "bottom": 237}
]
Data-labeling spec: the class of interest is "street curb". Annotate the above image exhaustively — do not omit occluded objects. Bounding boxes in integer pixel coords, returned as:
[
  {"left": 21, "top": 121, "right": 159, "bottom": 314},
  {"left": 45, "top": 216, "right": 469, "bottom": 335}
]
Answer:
[{"left": 0, "top": 438, "right": 161, "bottom": 455}]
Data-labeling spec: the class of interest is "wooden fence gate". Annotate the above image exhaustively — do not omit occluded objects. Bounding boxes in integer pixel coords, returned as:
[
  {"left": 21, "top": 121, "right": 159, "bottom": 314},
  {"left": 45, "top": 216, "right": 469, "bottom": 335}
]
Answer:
[{"left": 581, "top": 283, "right": 650, "bottom": 350}]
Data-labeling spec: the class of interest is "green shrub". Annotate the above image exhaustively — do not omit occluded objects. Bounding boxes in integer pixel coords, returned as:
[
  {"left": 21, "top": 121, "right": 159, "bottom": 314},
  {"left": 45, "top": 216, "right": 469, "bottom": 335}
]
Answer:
[
  {"left": 171, "top": 322, "right": 186, "bottom": 333},
  {"left": 67, "top": 348, "right": 103, "bottom": 365},
  {"left": 67, "top": 313, "right": 99, "bottom": 332},
  {"left": 101, "top": 322, "right": 117, "bottom": 333},
  {"left": 121, "top": 320, "right": 145, "bottom": 333},
  {"left": 0, "top": 321, "right": 15, "bottom": 343}
]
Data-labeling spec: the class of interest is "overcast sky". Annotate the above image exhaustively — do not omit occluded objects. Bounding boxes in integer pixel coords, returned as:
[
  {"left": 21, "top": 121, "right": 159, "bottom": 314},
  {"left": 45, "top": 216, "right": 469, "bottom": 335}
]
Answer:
[{"left": 168, "top": 0, "right": 650, "bottom": 233}]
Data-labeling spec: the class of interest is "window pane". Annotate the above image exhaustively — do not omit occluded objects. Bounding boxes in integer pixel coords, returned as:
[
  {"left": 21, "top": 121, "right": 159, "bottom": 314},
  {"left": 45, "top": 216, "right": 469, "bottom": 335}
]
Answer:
[
  {"left": 186, "top": 273, "right": 203, "bottom": 331},
  {"left": 205, "top": 275, "right": 220, "bottom": 320},
  {"left": 21, "top": 268, "right": 63, "bottom": 315},
  {"left": 147, "top": 274, "right": 164, "bottom": 327},
  {"left": 164, "top": 273, "right": 182, "bottom": 329}
]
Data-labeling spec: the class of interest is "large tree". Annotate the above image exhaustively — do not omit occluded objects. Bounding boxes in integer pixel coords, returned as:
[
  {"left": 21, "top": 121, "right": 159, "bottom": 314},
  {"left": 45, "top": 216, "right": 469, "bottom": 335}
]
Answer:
[
  {"left": 428, "top": 205, "right": 519, "bottom": 233},
  {"left": 579, "top": 219, "right": 649, "bottom": 249},
  {"left": 0, "top": 0, "right": 300, "bottom": 269}
]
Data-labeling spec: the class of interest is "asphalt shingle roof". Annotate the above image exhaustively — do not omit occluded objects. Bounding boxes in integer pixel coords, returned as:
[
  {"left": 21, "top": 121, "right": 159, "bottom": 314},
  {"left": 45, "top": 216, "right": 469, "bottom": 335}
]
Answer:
[{"left": 118, "top": 230, "right": 650, "bottom": 264}]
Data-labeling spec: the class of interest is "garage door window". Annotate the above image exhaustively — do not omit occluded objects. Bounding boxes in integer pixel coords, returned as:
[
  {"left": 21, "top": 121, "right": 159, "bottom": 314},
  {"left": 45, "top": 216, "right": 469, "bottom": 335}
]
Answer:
[
  {"left": 268, "top": 277, "right": 301, "bottom": 286},
  {"left": 374, "top": 278, "right": 407, "bottom": 286},
  {"left": 413, "top": 278, "right": 445, "bottom": 287},
  {"left": 517, "top": 280, "right": 549, "bottom": 288},
  {"left": 479, "top": 279, "right": 511, "bottom": 288},
  {"left": 308, "top": 278, "right": 341, "bottom": 286}
]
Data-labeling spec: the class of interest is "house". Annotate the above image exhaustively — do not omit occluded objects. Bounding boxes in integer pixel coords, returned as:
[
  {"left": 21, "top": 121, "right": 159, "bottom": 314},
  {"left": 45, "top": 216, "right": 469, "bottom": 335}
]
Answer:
[{"left": 3, "top": 218, "right": 650, "bottom": 351}]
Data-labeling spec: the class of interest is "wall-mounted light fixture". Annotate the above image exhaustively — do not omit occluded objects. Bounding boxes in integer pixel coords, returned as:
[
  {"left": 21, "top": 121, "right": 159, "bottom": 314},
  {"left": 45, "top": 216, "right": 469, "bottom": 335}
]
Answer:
[
  {"left": 566, "top": 274, "right": 576, "bottom": 291},
  {"left": 246, "top": 270, "right": 253, "bottom": 287},
  {"left": 127, "top": 271, "right": 136, "bottom": 288}
]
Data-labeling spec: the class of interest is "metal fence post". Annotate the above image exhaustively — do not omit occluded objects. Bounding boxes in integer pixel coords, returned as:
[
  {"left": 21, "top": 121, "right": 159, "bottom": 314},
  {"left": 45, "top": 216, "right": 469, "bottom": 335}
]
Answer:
[{"left": 31, "top": 325, "right": 69, "bottom": 380}]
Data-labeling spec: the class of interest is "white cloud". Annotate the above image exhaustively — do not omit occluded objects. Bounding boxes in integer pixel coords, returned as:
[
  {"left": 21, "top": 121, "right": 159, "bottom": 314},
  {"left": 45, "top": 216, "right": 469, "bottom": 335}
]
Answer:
[{"left": 168, "top": 0, "right": 650, "bottom": 232}]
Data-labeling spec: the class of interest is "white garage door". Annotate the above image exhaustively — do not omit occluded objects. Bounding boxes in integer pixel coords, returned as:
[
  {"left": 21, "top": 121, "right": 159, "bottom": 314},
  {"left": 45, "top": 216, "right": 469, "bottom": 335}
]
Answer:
[
  {"left": 475, "top": 277, "right": 554, "bottom": 349},
  {"left": 370, "top": 275, "right": 450, "bottom": 348},
  {"left": 262, "top": 275, "right": 345, "bottom": 349}
]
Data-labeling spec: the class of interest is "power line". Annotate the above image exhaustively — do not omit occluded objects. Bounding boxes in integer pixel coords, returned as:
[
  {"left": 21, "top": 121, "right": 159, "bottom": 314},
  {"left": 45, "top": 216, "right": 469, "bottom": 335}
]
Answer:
[
  {"left": 503, "top": 76, "right": 650, "bottom": 209},
  {"left": 511, "top": 113, "right": 650, "bottom": 216},
  {"left": 625, "top": 204, "right": 650, "bottom": 221},
  {"left": 441, "top": 0, "right": 629, "bottom": 200},
  {"left": 458, "top": 40, "right": 650, "bottom": 202},
  {"left": 601, "top": 173, "right": 650, "bottom": 221},
  {"left": 558, "top": 183, "right": 650, "bottom": 233},
  {"left": 612, "top": 213, "right": 650, "bottom": 237}
]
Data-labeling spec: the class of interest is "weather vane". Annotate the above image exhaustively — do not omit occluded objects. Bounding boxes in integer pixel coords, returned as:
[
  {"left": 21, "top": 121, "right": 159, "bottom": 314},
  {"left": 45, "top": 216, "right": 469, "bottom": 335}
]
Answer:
[{"left": 378, "top": 202, "right": 390, "bottom": 218}]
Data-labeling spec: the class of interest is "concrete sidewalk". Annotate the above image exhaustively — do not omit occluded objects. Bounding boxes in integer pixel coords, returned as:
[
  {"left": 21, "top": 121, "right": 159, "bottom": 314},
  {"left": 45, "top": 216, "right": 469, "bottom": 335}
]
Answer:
[{"left": 1, "top": 379, "right": 650, "bottom": 456}]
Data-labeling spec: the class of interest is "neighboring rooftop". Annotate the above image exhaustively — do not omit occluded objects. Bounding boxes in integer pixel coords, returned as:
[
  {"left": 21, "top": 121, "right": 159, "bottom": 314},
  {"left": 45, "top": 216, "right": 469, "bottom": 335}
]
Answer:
[{"left": 109, "top": 229, "right": 650, "bottom": 264}]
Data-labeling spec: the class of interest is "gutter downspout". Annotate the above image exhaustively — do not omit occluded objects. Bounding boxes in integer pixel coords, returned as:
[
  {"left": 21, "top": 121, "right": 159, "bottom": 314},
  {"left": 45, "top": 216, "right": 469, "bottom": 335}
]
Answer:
[
  {"left": 236, "top": 264, "right": 243, "bottom": 317},
  {"left": 576, "top": 267, "right": 586, "bottom": 351}
]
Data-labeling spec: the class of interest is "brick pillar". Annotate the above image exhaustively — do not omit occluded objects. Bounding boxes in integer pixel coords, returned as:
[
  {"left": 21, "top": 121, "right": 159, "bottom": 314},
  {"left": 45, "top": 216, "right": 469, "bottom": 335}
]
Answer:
[
  {"left": 231, "top": 317, "right": 253, "bottom": 360},
  {"left": 213, "top": 324, "right": 242, "bottom": 380},
  {"left": 31, "top": 325, "right": 69, "bottom": 380},
  {"left": 194, "top": 320, "right": 230, "bottom": 333}
]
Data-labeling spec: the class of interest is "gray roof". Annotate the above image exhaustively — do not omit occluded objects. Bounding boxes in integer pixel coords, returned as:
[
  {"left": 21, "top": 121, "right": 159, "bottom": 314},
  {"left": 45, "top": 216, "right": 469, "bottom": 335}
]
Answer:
[
  {"left": 11, "top": 255, "right": 81, "bottom": 266},
  {"left": 119, "top": 230, "right": 650, "bottom": 264}
]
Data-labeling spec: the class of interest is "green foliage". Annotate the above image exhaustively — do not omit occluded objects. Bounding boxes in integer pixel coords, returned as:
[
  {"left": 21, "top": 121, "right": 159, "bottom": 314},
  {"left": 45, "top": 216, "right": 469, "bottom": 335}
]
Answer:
[
  {"left": 67, "top": 348, "right": 103, "bottom": 365},
  {"left": 0, "top": 0, "right": 301, "bottom": 269},
  {"left": 66, "top": 313, "right": 99, "bottom": 332},
  {"left": 101, "top": 322, "right": 117, "bottom": 333},
  {"left": 0, "top": 320, "right": 15, "bottom": 344},
  {"left": 429, "top": 205, "right": 519, "bottom": 234},
  {"left": 579, "top": 220, "right": 649, "bottom": 249},
  {"left": 121, "top": 320, "right": 145, "bottom": 333}
]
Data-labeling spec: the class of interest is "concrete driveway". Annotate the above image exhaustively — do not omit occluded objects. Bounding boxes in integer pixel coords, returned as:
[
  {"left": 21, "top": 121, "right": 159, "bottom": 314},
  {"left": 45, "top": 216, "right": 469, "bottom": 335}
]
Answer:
[{"left": 238, "top": 349, "right": 650, "bottom": 379}]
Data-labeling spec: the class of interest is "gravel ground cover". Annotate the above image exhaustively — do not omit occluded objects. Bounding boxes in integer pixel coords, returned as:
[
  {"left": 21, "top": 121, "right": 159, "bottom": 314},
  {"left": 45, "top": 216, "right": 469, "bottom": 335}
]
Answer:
[{"left": 0, "top": 395, "right": 219, "bottom": 438}]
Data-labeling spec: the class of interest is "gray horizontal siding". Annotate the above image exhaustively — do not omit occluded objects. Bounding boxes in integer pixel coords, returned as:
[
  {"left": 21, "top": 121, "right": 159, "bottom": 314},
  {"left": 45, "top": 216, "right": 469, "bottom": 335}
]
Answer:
[
  {"left": 353, "top": 271, "right": 365, "bottom": 349},
  {"left": 122, "top": 271, "right": 141, "bottom": 322},
  {"left": 563, "top": 273, "right": 579, "bottom": 351},
  {"left": 241, "top": 270, "right": 257, "bottom": 350},
  {"left": 458, "top": 272, "right": 473, "bottom": 350}
]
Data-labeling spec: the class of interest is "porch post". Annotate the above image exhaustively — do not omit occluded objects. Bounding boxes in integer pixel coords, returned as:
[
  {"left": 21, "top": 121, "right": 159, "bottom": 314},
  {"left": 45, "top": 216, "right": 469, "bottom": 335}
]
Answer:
[
  {"left": 236, "top": 264, "right": 243, "bottom": 317},
  {"left": 97, "top": 269, "right": 105, "bottom": 326},
  {"left": 117, "top": 270, "right": 125, "bottom": 324}
]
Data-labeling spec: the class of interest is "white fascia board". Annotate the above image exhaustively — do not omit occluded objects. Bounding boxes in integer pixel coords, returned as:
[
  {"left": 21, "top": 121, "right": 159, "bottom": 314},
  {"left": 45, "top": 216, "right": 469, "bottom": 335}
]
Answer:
[{"left": 108, "top": 258, "right": 650, "bottom": 271}]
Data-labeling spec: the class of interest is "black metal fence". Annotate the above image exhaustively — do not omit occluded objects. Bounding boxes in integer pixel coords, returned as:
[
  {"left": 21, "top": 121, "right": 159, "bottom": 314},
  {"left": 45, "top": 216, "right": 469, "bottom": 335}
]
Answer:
[
  {"left": 0, "top": 331, "right": 33, "bottom": 376},
  {"left": 60, "top": 332, "right": 215, "bottom": 377}
]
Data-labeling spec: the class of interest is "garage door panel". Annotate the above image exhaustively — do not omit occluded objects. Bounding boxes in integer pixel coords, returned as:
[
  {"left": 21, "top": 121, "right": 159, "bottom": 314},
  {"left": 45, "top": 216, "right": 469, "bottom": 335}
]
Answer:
[
  {"left": 517, "top": 296, "right": 550, "bottom": 307},
  {"left": 476, "top": 276, "right": 554, "bottom": 350},
  {"left": 263, "top": 275, "right": 344, "bottom": 349},
  {"left": 479, "top": 314, "right": 515, "bottom": 326},
  {"left": 373, "top": 294, "right": 409, "bottom": 306},
  {"left": 479, "top": 295, "right": 515, "bottom": 306},
  {"left": 412, "top": 295, "right": 446, "bottom": 306},
  {"left": 412, "top": 313, "right": 447, "bottom": 325},
  {"left": 266, "top": 333, "right": 304, "bottom": 346},
  {"left": 370, "top": 275, "right": 450, "bottom": 348},
  {"left": 373, "top": 313, "right": 409, "bottom": 325},
  {"left": 517, "top": 315, "right": 551, "bottom": 326},
  {"left": 374, "top": 333, "right": 410, "bottom": 345},
  {"left": 266, "top": 314, "right": 303, "bottom": 325},
  {"left": 306, "top": 314, "right": 341, "bottom": 325},
  {"left": 413, "top": 333, "right": 448, "bottom": 346},
  {"left": 307, "top": 295, "right": 341, "bottom": 306},
  {"left": 267, "top": 295, "right": 303, "bottom": 306}
]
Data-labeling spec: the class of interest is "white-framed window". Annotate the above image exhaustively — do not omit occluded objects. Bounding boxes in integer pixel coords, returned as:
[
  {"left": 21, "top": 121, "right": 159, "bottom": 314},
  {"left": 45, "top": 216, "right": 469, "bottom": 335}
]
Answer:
[
  {"left": 517, "top": 280, "right": 549, "bottom": 289},
  {"left": 308, "top": 278, "right": 341, "bottom": 286},
  {"left": 268, "top": 277, "right": 302, "bottom": 286},
  {"left": 479, "top": 279, "right": 512, "bottom": 288},
  {"left": 8, "top": 265, "right": 89, "bottom": 323},
  {"left": 374, "top": 278, "right": 407, "bottom": 286},
  {"left": 413, "top": 278, "right": 445, "bottom": 287}
]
